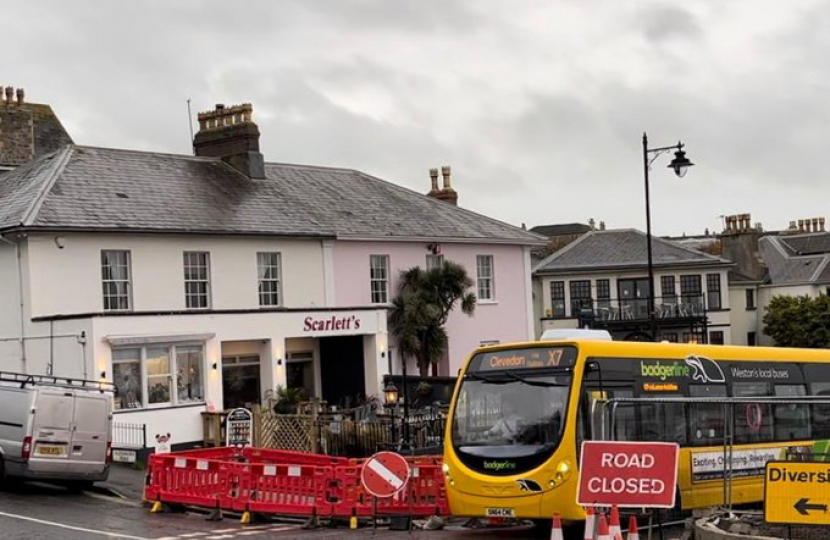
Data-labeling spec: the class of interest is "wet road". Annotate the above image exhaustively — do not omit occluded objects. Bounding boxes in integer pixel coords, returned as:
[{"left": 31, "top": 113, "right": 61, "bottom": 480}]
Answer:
[{"left": 0, "top": 480, "right": 685, "bottom": 540}]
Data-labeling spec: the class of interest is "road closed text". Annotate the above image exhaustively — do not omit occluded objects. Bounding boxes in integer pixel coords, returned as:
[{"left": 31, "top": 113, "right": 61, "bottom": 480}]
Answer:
[
  {"left": 578, "top": 442, "right": 679, "bottom": 508},
  {"left": 586, "top": 453, "right": 666, "bottom": 495}
]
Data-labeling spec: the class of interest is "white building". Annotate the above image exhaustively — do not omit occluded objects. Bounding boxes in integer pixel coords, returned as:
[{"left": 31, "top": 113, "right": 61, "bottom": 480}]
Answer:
[
  {"left": 0, "top": 101, "right": 543, "bottom": 448},
  {"left": 532, "top": 228, "right": 734, "bottom": 344}
]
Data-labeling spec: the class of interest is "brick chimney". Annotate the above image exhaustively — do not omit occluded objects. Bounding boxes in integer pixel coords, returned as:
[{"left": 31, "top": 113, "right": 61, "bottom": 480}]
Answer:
[
  {"left": 193, "top": 103, "right": 265, "bottom": 179},
  {"left": 0, "top": 86, "right": 34, "bottom": 167},
  {"left": 427, "top": 165, "right": 458, "bottom": 205}
]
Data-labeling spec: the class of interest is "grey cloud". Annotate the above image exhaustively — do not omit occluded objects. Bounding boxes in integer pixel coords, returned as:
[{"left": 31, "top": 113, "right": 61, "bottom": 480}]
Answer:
[{"left": 638, "top": 3, "right": 702, "bottom": 43}]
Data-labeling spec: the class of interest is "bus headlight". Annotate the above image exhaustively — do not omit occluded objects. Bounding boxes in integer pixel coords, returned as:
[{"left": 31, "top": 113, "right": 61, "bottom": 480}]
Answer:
[
  {"left": 554, "top": 459, "right": 573, "bottom": 482},
  {"left": 442, "top": 462, "right": 453, "bottom": 484}
]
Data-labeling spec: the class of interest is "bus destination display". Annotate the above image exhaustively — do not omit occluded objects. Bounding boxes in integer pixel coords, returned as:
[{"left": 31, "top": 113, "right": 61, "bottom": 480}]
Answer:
[{"left": 469, "top": 346, "right": 576, "bottom": 372}]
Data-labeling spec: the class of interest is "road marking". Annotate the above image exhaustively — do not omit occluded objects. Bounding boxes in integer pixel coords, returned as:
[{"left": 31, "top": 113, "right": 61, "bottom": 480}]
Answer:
[
  {"left": 204, "top": 536, "right": 234, "bottom": 540},
  {"left": 83, "top": 490, "right": 144, "bottom": 507},
  {"left": 0, "top": 509, "right": 153, "bottom": 540}
]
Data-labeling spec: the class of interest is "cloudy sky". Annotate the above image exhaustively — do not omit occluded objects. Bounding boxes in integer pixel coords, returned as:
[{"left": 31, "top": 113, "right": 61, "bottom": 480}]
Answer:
[{"left": 5, "top": 1, "right": 829, "bottom": 236}]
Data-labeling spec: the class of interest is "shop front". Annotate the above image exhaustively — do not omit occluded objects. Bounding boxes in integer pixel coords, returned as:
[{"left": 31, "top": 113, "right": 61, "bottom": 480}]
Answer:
[{"left": 101, "top": 308, "right": 388, "bottom": 448}]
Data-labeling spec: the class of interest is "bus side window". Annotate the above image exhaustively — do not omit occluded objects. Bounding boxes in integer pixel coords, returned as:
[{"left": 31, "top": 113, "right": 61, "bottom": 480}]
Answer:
[
  {"left": 809, "top": 383, "right": 830, "bottom": 439},
  {"left": 773, "top": 385, "right": 809, "bottom": 441},
  {"left": 689, "top": 385, "right": 727, "bottom": 446},
  {"left": 733, "top": 382, "right": 774, "bottom": 444},
  {"left": 638, "top": 394, "right": 687, "bottom": 445}
]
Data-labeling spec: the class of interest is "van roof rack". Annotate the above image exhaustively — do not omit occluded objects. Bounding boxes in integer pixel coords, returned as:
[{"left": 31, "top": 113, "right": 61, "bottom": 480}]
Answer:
[{"left": 0, "top": 370, "right": 115, "bottom": 393}]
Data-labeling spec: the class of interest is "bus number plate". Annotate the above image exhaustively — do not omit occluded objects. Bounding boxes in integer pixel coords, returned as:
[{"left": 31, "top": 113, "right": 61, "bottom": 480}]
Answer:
[
  {"left": 36, "top": 444, "right": 66, "bottom": 456},
  {"left": 486, "top": 508, "right": 515, "bottom": 518}
]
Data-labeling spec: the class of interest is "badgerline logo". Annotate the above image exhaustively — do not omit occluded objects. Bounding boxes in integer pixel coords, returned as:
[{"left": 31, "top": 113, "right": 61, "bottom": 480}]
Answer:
[
  {"left": 640, "top": 361, "right": 690, "bottom": 380},
  {"left": 484, "top": 460, "right": 517, "bottom": 471}
]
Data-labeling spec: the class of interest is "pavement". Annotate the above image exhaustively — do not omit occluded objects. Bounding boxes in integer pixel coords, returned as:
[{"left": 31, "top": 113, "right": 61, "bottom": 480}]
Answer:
[{"left": 98, "top": 462, "right": 148, "bottom": 501}]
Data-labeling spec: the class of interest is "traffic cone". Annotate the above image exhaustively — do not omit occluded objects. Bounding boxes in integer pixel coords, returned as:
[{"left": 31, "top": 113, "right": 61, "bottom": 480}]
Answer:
[
  {"left": 550, "top": 513, "right": 565, "bottom": 540},
  {"left": 626, "top": 515, "right": 640, "bottom": 540},
  {"left": 608, "top": 505, "right": 622, "bottom": 540},
  {"left": 583, "top": 506, "right": 596, "bottom": 540},
  {"left": 596, "top": 513, "right": 611, "bottom": 540}
]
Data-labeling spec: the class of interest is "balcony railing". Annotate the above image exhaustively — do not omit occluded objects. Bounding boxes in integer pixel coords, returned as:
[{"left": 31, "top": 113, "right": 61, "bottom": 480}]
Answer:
[{"left": 560, "top": 294, "right": 707, "bottom": 324}]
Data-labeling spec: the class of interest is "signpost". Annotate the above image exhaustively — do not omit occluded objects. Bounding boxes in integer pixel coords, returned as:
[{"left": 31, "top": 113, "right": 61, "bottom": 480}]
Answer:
[
  {"left": 577, "top": 441, "right": 679, "bottom": 508},
  {"left": 225, "top": 408, "right": 253, "bottom": 447},
  {"left": 764, "top": 461, "right": 830, "bottom": 525},
  {"left": 361, "top": 451, "right": 411, "bottom": 498},
  {"left": 361, "top": 451, "right": 413, "bottom": 531}
]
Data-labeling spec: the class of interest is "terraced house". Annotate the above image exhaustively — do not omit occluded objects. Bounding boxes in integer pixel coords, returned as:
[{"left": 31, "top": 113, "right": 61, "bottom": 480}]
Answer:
[{"left": 0, "top": 94, "right": 543, "bottom": 448}]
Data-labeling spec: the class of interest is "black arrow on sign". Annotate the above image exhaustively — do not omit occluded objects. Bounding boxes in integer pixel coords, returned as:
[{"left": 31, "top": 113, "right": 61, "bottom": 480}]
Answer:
[{"left": 794, "top": 498, "right": 827, "bottom": 516}]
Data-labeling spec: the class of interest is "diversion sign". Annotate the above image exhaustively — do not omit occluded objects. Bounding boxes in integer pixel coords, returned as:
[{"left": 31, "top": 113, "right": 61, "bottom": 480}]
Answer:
[{"left": 764, "top": 461, "right": 830, "bottom": 525}]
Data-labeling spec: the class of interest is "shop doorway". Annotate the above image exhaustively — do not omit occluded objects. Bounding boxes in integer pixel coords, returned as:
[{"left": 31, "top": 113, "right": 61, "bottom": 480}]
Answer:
[
  {"left": 320, "top": 335, "right": 365, "bottom": 409},
  {"left": 286, "top": 351, "right": 316, "bottom": 400},
  {"left": 222, "top": 355, "right": 261, "bottom": 409}
]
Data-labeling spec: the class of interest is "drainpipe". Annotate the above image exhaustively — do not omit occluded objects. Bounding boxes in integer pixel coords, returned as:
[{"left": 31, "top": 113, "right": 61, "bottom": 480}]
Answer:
[{"left": 0, "top": 233, "right": 26, "bottom": 371}]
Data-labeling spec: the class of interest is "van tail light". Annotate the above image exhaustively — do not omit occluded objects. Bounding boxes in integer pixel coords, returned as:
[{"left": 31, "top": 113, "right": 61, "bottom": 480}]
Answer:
[
  {"left": 22, "top": 436, "right": 32, "bottom": 460},
  {"left": 106, "top": 441, "right": 112, "bottom": 463}
]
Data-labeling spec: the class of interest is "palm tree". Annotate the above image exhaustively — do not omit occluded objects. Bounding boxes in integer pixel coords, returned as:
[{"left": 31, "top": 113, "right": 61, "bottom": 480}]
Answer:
[{"left": 388, "top": 261, "right": 477, "bottom": 376}]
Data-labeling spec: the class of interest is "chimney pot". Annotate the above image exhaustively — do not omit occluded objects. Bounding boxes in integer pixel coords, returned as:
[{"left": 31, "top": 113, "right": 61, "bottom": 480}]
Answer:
[
  {"left": 821, "top": 217, "right": 826, "bottom": 232},
  {"left": 441, "top": 165, "right": 452, "bottom": 189},
  {"left": 4, "top": 86, "right": 13, "bottom": 103},
  {"left": 15, "top": 88, "right": 24, "bottom": 104},
  {"left": 599, "top": 220, "right": 605, "bottom": 231},
  {"left": 216, "top": 103, "right": 225, "bottom": 110},
  {"left": 429, "top": 168, "right": 439, "bottom": 193}
]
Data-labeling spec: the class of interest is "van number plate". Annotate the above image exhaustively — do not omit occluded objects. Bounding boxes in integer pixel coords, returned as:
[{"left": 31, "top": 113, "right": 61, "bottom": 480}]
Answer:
[
  {"left": 36, "top": 444, "right": 66, "bottom": 456},
  {"left": 486, "top": 507, "right": 515, "bottom": 518}
]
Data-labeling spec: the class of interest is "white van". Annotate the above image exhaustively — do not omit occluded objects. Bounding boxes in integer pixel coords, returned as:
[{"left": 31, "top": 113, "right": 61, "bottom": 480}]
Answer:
[{"left": 0, "top": 371, "right": 113, "bottom": 487}]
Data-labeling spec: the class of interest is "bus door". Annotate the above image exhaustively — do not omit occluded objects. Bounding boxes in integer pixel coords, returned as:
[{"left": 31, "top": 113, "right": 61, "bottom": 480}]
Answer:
[{"left": 578, "top": 385, "right": 636, "bottom": 451}]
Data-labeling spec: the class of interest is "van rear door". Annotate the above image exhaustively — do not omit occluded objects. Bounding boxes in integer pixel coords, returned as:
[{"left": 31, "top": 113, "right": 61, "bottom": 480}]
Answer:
[
  {"left": 29, "top": 389, "right": 73, "bottom": 473},
  {"left": 68, "top": 392, "right": 110, "bottom": 474}
]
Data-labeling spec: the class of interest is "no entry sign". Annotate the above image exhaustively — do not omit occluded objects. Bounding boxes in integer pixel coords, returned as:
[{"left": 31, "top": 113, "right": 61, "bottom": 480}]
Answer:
[
  {"left": 361, "top": 451, "right": 411, "bottom": 498},
  {"left": 577, "top": 441, "right": 679, "bottom": 508}
]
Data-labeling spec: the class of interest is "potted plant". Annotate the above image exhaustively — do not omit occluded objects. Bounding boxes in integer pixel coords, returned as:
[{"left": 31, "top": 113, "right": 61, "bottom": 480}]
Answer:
[
  {"left": 416, "top": 380, "right": 433, "bottom": 398},
  {"left": 273, "top": 385, "right": 306, "bottom": 414}
]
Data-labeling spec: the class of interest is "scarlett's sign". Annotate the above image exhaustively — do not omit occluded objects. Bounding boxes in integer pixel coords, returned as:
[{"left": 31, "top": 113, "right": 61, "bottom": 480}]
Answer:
[{"left": 303, "top": 315, "right": 362, "bottom": 332}]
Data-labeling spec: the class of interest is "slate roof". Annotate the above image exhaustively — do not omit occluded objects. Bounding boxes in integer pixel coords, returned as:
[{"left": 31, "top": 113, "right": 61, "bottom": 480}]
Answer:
[
  {"left": 776, "top": 232, "right": 830, "bottom": 255},
  {"left": 532, "top": 229, "right": 731, "bottom": 274},
  {"left": 758, "top": 234, "right": 830, "bottom": 285},
  {"left": 0, "top": 145, "right": 546, "bottom": 244}
]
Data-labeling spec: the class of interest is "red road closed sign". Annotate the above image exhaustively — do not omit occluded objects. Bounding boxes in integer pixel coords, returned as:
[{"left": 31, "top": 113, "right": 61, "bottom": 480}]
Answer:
[
  {"left": 577, "top": 441, "right": 679, "bottom": 508},
  {"left": 360, "top": 451, "right": 411, "bottom": 498}
]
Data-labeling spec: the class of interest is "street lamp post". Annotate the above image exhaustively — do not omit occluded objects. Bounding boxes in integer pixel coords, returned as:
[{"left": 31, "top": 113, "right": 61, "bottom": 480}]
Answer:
[{"left": 642, "top": 132, "right": 694, "bottom": 341}]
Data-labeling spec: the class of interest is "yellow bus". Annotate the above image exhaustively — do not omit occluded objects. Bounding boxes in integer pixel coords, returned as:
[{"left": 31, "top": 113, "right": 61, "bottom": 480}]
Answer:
[{"left": 442, "top": 334, "right": 830, "bottom": 523}]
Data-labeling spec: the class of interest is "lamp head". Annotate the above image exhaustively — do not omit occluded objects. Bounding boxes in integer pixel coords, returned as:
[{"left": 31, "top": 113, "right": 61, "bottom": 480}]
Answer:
[
  {"left": 668, "top": 146, "right": 694, "bottom": 178},
  {"left": 383, "top": 381, "right": 399, "bottom": 405}
]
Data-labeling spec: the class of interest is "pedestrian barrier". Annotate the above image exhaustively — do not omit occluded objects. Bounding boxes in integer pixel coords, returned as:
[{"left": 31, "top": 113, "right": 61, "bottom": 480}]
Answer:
[
  {"left": 240, "top": 463, "right": 338, "bottom": 516},
  {"left": 334, "top": 461, "right": 449, "bottom": 517},
  {"left": 146, "top": 454, "right": 239, "bottom": 510},
  {"left": 144, "top": 447, "right": 448, "bottom": 521}
]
